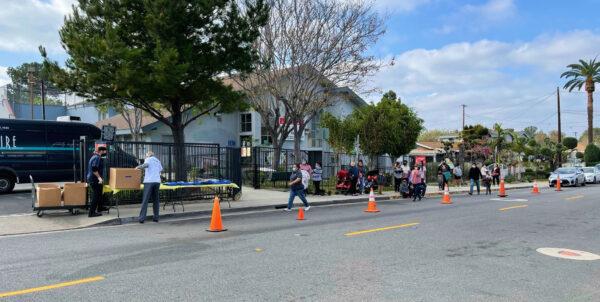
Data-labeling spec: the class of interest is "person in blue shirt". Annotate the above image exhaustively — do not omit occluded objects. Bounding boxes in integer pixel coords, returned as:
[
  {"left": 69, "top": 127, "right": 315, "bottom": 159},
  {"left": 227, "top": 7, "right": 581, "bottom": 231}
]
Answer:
[
  {"left": 87, "top": 146, "right": 108, "bottom": 217},
  {"left": 136, "top": 151, "right": 163, "bottom": 223},
  {"left": 285, "top": 163, "right": 310, "bottom": 212}
]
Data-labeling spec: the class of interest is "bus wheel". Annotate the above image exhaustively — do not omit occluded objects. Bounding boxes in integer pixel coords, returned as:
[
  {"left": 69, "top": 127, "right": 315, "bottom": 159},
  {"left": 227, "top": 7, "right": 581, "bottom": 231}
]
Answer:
[{"left": 0, "top": 174, "right": 15, "bottom": 194}]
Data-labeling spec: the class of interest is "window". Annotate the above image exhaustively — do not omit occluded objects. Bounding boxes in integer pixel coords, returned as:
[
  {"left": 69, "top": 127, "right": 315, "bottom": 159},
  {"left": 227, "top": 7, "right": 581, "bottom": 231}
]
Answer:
[
  {"left": 240, "top": 113, "right": 252, "bottom": 133},
  {"left": 260, "top": 126, "right": 272, "bottom": 145}
]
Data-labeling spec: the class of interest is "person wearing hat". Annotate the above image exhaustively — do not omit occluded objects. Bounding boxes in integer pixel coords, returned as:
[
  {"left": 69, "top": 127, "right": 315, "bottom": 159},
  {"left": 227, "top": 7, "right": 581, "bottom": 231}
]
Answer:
[{"left": 87, "top": 146, "right": 108, "bottom": 217}]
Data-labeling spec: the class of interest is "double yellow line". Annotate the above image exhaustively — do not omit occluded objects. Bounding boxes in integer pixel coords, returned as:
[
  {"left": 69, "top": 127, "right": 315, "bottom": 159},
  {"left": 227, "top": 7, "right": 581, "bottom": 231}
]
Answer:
[{"left": 0, "top": 276, "right": 104, "bottom": 298}]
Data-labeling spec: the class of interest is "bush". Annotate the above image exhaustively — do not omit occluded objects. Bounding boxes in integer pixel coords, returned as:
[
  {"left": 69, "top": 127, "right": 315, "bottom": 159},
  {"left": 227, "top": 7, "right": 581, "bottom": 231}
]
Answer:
[
  {"left": 563, "top": 137, "right": 578, "bottom": 150},
  {"left": 576, "top": 152, "right": 584, "bottom": 159},
  {"left": 584, "top": 144, "right": 600, "bottom": 166}
]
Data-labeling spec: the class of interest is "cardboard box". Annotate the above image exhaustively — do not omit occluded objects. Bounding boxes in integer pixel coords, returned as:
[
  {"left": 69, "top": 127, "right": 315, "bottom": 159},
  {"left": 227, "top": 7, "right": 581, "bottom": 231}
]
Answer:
[
  {"left": 63, "top": 183, "right": 88, "bottom": 206},
  {"left": 109, "top": 168, "right": 142, "bottom": 190},
  {"left": 36, "top": 184, "right": 62, "bottom": 207}
]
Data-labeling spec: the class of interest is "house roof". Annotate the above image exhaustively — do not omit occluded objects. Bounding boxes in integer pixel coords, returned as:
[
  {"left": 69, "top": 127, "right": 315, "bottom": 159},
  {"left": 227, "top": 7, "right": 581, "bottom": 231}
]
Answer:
[
  {"left": 576, "top": 141, "right": 588, "bottom": 152},
  {"left": 409, "top": 141, "right": 460, "bottom": 156},
  {"left": 95, "top": 113, "right": 159, "bottom": 131}
]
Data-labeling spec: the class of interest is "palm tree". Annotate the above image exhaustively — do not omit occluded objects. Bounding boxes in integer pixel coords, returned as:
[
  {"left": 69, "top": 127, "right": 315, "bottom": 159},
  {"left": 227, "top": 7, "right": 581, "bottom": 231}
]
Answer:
[{"left": 561, "top": 59, "right": 600, "bottom": 145}]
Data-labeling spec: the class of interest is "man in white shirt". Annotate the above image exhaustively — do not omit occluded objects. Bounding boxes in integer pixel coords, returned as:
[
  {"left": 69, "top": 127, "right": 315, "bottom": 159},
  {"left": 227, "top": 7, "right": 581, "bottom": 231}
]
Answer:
[{"left": 136, "top": 151, "right": 163, "bottom": 223}]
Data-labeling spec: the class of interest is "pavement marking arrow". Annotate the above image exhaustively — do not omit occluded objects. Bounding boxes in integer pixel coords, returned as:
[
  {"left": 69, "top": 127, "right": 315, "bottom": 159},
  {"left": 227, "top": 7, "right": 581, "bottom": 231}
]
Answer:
[
  {"left": 345, "top": 222, "right": 419, "bottom": 237},
  {"left": 498, "top": 204, "right": 528, "bottom": 211},
  {"left": 0, "top": 276, "right": 105, "bottom": 298},
  {"left": 565, "top": 195, "right": 584, "bottom": 201}
]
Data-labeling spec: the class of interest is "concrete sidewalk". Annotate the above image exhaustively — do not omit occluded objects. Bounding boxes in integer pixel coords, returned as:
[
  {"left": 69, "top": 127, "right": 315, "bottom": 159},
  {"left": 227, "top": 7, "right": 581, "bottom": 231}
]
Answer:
[{"left": 0, "top": 182, "right": 536, "bottom": 236}]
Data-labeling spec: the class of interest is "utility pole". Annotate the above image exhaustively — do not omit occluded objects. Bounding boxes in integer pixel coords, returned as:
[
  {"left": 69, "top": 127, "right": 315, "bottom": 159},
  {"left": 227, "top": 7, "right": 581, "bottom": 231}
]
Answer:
[
  {"left": 461, "top": 104, "right": 466, "bottom": 130},
  {"left": 557, "top": 87, "right": 562, "bottom": 166}
]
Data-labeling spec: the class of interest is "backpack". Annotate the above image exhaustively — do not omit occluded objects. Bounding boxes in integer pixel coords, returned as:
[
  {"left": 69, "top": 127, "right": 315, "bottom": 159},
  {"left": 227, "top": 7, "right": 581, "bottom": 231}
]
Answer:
[{"left": 300, "top": 170, "right": 310, "bottom": 189}]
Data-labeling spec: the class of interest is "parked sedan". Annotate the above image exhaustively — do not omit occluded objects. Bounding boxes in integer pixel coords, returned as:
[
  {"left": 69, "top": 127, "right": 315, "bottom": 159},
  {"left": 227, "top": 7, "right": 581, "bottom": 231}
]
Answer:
[
  {"left": 582, "top": 167, "right": 600, "bottom": 184},
  {"left": 548, "top": 167, "right": 586, "bottom": 187}
]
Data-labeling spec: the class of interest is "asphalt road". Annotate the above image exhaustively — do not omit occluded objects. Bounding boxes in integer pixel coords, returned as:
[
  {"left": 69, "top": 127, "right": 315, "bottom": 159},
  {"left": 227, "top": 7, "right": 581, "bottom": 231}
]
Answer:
[
  {"left": 0, "top": 186, "right": 32, "bottom": 216},
  {"left": 1, "top": 186, "right": 599, "bottom": 301}
]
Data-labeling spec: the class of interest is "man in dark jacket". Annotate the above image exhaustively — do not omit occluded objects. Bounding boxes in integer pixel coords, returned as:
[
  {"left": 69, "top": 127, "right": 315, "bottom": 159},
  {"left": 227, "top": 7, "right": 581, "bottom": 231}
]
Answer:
[
  {"left": 87, "top": 146, "right": 108, "bottom": 217},
  {"left": 468, "top": 162, "right": 482, "bottom": 195}
]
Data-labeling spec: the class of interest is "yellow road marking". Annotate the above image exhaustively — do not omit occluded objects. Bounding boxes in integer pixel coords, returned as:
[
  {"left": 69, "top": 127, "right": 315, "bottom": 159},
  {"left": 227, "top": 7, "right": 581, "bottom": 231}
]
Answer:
[
  {"left": 345, "top": 222, "right": 419, "bottom": 236},
  {"left": 565, "top": 195, "right": 584, "bottom": 201},
  {"left": 499, "top": 205, "right": 528, "bottom": 211},
  {"left": 0, "top": 276, "right": 104, "bottom": 298}
]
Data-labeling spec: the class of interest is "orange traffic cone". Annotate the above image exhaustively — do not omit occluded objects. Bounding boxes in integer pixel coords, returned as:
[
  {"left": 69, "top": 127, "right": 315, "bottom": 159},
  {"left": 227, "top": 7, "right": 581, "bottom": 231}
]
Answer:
[
  {"left": 206, "top": 196, "right": 227, "bottom": 232},
  {"left": 532, "top": 180, "right": 540, "bottom": 194},
  {"left": 441, "top": 184, "right": 452, "bottom": 204},
  {"left": 364, "top": 188, "right": 380, "bottom": 213},
  {"left": 297, "top": 207, "right": 305, "bottom": 220},
  {"left": 555, "top": 175, "right": 562, "bottom": 191},
  {"left": 498, "top": 178, "right": 507, "bottom": 197}
]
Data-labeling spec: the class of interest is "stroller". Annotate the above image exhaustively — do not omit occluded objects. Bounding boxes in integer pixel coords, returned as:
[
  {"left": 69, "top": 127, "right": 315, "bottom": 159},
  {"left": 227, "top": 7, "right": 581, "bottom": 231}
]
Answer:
[
  {"left": 335, "top": 169, "right": 352, "bottom": 195},
  {"left": 364, "top": 170, "right": 379, "bottom": 192}
]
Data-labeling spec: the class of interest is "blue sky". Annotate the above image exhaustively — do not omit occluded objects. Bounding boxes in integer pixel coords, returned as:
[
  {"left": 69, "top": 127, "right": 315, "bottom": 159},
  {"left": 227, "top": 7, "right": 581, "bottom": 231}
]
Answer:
[{"left": 1, "top": 0, "right": 599, "bottom": 136}]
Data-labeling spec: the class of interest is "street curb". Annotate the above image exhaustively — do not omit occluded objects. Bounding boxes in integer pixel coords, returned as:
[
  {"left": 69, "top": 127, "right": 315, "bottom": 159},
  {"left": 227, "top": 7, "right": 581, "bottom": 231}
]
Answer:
[{"left": 93, "top": 184, "right": 534, "bottom": 227}]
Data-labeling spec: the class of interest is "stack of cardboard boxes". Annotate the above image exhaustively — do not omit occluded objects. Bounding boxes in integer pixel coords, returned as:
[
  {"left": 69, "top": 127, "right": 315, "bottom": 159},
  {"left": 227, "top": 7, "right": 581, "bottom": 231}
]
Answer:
[{"left": 36, "top": 183, "right": 88, "bottom": 207}]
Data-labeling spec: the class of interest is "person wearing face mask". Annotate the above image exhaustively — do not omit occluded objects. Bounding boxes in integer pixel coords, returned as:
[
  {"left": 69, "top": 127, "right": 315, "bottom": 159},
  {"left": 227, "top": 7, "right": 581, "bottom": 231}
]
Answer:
[
  {"left": 348, "top": 161, "right": 359, "bottom": 196},
  {"left": 136, "top": 151, "right": 163, "bottom": 223},
  {"left": 87, "top": 146, "right": 108, "bottom": 217},
  {"left": 312, "top": 162, "right": 323, "bottom": 195},
  {"left": 285, "top": 163, "right": 310, "bottom": 212}
]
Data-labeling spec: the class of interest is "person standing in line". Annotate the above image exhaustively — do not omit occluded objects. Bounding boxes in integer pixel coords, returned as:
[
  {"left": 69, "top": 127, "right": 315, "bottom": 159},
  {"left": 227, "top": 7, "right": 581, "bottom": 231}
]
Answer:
[
  {"left": 410, "top": 165, "right": 424, "bottom": 201},
  {"left": 312, "top": 162, "right": 323, "bottom": 195},
  {"left": 393, "top": 162, "right": 403, "bottom": 192},
  {"left": 349, "top": 161, "right": 359, "bottom": 196},
  {"left": 418, "top": 161, "right": 427, "bottom": 196},
  {"left": 492, "top": 164, "right": 501, "bottom": 186},
  {"left": 468, "top": 162, "right": 482, "bottom": 195},
  {"left": 136, "top": 151, "right": 163, "bottom": 223},
  {"left": 452, "top": 163, "right": 463, "bottom": 187},
  {"left": 285, "top": 163, "right": 310, "bottom": 211},
  {"left": 357, "top": 159, "right": 366, "bottom": 194},
  {"left": 87, "top": 146, "right": 108, "bottom": 217},
  {"left": 401, "top": 160, "right": 411, "bottom": 181},
  {"left": 482, "top": 171, "right": 492, "bottom": 195}
]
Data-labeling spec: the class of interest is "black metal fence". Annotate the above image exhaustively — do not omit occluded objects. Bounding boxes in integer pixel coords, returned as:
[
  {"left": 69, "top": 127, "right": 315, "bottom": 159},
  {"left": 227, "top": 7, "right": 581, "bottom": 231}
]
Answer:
[
  {"left": 78, "top": 140, "right": 241, "bottom": 204},
  {"left": 242, "top": 146, "right": 396, "bottom": 190}
]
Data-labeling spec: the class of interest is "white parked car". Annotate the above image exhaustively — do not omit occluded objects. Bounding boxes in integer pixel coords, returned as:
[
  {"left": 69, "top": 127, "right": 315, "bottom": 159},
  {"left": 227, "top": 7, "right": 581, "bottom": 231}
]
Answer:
[
  {"left": 581, "top": 167, "right": 600, "bottom": 184},
  {"left": 548, "top": 167, "right": 586, "bottom": 187}
]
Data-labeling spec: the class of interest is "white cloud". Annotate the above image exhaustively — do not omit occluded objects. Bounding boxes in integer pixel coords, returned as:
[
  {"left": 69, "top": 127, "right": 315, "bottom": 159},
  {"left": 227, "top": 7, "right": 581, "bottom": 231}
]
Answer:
[
  {"left": 0, "top": 66, "right": 9, "bottom": 86},
  {"left": 462, "top": 0, "right": 516, "bottom": 22},
  {"left": 364, "top": 30, "right": 600, "bottom": 133},
  {"left": 435, "top": 0, "right": 516, "bottom": 34},
  {"left": 372, "top": 0, "right": 431, "bottom": 13},
  {"left": 0, "top": 0, "right": 76, "bottom": 54}
]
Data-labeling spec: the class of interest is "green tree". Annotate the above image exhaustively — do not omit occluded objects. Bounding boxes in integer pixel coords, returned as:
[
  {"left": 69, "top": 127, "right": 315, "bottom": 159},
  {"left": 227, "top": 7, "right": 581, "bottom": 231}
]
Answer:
[
  {"left": 562, "top": 137, "right": 578, "bottom": 150},
  {"left": 6, "top": 62, "right": 62, "bottom": 104},
  {"left": 322, "top": 91, "right": 423, "bottom": 158},
  {"left": 42, "top": 0, "right": 269, "bottom": 180},
  {"left": 320, "top": 113, "right": 356, "bottom": 154},
  {"left": 561, "top": 59, "right": 600, "bottom": 145},
  {"left": 353, "top": 93, "right": 423, "bottom": 158},
  {"left": 584, "top": 144, "right": 600, "bottom": 166}
]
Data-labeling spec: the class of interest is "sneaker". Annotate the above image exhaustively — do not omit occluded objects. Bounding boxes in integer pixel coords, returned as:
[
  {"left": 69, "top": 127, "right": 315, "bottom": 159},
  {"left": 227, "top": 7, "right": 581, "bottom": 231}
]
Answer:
[
  {"left": 304, "top": 206, "right": 311, "bottom": 211},
  {"left": 284, "top": 208, "right": 292, "bottom": 212},
  {"left": 88, "top": 212, "right": 102, "bottom": 217}
]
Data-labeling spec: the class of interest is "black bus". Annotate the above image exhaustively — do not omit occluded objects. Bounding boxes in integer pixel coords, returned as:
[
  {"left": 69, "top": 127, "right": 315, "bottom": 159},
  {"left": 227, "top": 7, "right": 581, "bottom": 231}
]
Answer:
[{"left": 0, "top": 118, "right": 101, "bottom": 193}]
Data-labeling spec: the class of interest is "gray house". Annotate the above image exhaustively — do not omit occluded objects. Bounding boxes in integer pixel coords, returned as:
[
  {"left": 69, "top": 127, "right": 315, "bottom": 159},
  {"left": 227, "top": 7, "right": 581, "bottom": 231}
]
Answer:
[{"left": 95, "top": 87, "right": 366, "bottom": 154}]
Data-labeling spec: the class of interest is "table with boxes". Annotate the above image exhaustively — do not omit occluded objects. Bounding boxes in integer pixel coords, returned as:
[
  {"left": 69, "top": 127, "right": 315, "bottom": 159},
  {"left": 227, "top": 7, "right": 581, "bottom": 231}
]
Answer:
[{"left": 104, "top": 168, "right": 240, "bottom": 217}]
